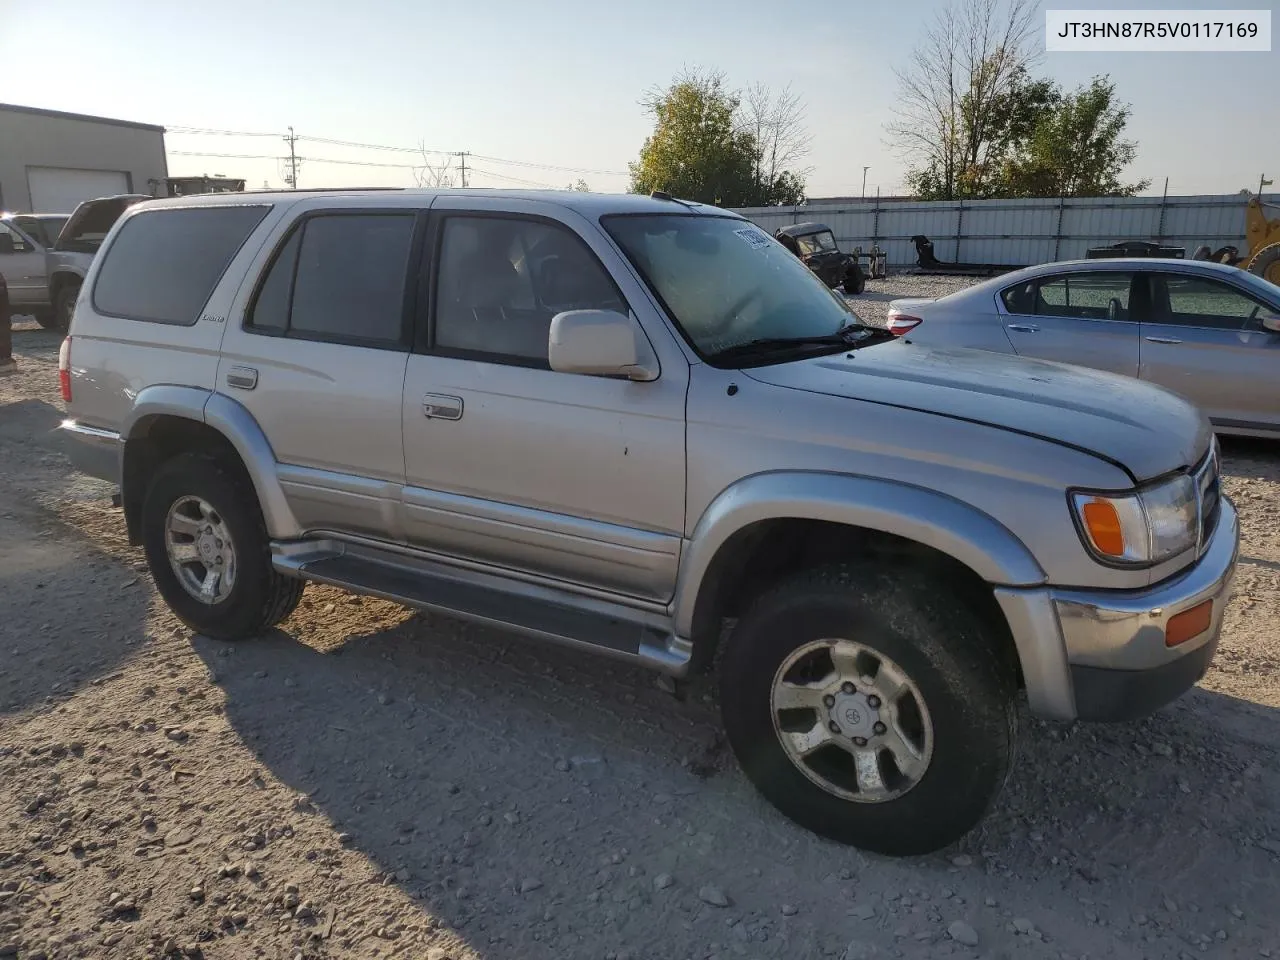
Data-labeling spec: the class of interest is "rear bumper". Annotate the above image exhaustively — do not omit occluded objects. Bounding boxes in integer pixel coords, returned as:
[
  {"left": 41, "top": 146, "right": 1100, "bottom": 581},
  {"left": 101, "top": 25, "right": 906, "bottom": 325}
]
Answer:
[
  {"left": 997, "top": 496, "right": 1239, "bottom": 722},
  {"left": 57, "top": 419, "right": 121, "bottom": 485}
]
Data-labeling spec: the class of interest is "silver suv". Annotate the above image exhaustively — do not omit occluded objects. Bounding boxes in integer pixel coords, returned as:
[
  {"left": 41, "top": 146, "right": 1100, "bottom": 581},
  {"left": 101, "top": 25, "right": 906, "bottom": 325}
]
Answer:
[{"left": 57, "top": 189, "right": 1239, "bottom": 856}]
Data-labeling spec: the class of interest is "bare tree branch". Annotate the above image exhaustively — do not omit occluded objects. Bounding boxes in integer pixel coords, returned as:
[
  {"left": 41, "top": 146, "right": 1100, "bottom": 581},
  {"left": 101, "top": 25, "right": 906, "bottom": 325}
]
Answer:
[
  {"left": 885, "top": 0, "right": 1042, "bottom": 198},
  {"left": 415, "top": 145, "right": 456, "bottom": 188}
]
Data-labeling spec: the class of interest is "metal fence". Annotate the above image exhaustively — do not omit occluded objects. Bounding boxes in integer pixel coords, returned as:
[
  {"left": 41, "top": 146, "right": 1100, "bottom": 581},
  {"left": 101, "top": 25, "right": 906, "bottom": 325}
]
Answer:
[{"left": 731, "top": 193, "right": 1273, "bottom": 269}]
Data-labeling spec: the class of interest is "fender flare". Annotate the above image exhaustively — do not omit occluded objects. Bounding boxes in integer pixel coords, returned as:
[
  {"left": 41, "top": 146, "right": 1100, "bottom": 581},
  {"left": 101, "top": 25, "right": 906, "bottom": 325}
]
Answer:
[
  {"left": 672, "top": 470, "right": 1047, "bottom": 640},
  {"left": 122, "top": 386, "right": 301, "bottom": 540}
]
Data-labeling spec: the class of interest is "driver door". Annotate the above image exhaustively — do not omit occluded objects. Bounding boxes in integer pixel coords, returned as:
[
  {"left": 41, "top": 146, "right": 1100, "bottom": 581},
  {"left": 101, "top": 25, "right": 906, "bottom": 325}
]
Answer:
[{"left": 400, "top": 198, "right": 688, "bottom": 601}]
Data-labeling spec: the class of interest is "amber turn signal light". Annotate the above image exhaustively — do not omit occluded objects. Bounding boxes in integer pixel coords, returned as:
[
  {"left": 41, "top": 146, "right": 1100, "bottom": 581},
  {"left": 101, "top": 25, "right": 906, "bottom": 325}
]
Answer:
[
  {"left": 1081, "top": 498, "right": 1125, "bottom": 557},
  {"left": 1165, "top": 599, "right": 1213, "bottom": 647}
]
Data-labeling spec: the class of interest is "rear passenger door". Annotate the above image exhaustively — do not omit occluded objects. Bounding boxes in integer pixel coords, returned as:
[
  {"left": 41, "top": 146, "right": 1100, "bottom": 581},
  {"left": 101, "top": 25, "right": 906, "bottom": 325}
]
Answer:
[
  {"left": 217, "top": 201, "right": 423, "bottom": 542},
  {"left": 998, "top": 270, "right": 1142, "bottom": 377},
  {"left": 69, "top": 203, "right": 273, "bottom": 432},
  {"left": 1140, "top": 271, "right": 1280, "bottom": 431}
]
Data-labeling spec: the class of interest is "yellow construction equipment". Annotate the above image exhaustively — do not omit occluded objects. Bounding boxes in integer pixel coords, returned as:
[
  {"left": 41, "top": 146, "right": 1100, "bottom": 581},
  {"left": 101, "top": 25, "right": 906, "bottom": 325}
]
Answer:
[
  {"left": 1192, "top": 193, "right": 1280, "bottom": 284},
  {"left": 1241, "top": 194, "right": 1280, "bottom": 285}
]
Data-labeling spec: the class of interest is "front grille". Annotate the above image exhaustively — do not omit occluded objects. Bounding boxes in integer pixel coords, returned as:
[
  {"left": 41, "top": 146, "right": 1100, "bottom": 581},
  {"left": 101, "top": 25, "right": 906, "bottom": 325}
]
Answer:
[{"left": 1195, "top": 442, "right": 1221, "bottom": 551}]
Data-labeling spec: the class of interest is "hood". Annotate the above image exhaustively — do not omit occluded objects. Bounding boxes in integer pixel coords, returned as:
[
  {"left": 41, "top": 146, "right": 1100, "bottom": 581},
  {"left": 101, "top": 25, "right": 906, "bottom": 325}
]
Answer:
[{"left": 743, "top": 340, "right": 1211, "bottom": 482}]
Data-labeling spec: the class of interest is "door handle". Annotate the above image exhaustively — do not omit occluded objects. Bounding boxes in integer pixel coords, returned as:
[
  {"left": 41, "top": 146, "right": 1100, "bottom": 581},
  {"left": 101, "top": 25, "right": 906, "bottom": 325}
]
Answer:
[
  {"left": 422, "top": 394, "right": 463, "bottom": 420},
  {"left": 225, "top": 366, "right": 258, "bottom": 390},
  {"left": 1144, "top": 336, "right": 1182, "bottom": 345},
  {"left": 1007, "top": 324, "right": 1039, "bottom": 333}
]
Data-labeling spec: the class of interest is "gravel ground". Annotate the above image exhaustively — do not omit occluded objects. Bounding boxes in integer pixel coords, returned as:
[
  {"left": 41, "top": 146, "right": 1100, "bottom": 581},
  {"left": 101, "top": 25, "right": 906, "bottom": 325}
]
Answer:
[{"left": 2, "top": 282, "right": 1279, "bottom": 960}]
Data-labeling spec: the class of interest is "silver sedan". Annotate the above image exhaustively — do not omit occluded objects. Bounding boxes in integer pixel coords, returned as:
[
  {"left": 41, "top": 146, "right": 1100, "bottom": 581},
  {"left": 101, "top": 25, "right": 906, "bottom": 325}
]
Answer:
[{"left": 886, "top": 258, "right": 1280, "bottom": 438}]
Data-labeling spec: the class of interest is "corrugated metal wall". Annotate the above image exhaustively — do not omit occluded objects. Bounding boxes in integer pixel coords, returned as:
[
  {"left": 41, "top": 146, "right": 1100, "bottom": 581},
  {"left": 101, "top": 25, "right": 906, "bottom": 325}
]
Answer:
[{"left": 731, "top": 194, "right": 1268, "bottom": 268}]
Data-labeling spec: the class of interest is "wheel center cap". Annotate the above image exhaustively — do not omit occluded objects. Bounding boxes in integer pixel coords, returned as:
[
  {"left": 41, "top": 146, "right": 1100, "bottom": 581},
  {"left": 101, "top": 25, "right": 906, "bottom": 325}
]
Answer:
[
  {"left": 831, "top": 692, "right": 878, "bottom": 738},
  {"left": 197, "top": 534, "right": 218, "bottom": 563}
]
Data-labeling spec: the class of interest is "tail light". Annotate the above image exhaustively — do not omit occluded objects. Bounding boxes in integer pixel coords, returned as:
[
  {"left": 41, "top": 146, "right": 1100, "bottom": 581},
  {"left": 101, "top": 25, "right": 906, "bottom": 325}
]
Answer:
[
  {"left": 886, "top": 312, "right": 923, "bottom": 336},
  {"left": 58, "top": 336, "right": 72, "bottom": 403}
]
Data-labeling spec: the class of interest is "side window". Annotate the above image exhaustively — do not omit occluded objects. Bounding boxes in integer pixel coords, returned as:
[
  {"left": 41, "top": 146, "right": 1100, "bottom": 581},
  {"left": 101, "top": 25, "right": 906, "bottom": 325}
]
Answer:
[
  {"left": 433, "top": 216, "right": 627, "bottom": 364},
  {"left": 1000, "top": 280, "right": 1037, "bottom": 315},
  {"left": 247, "top": 213, "right": 415, "bottom": 345},
  {"left": 1158, "top": 275, "right": 1267, "bottom": 330},
  {"left": 0, "top": 222, "right": 33, "bottom": 254},
  {"left": 92, "top": 206, "right": 271, "bottom": 325},
  {"left": 1033, "top": 272, "right": 1134, "bottom": 321}
]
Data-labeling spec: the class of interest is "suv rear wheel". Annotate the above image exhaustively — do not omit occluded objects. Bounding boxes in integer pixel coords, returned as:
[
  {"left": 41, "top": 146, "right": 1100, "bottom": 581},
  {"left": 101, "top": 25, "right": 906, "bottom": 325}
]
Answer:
[
  {"left": 141, "top": 452, "right": 304, "bottom": 640},
  {"left": 719, "top": 563, "right": 1018, "bottom": 856}
]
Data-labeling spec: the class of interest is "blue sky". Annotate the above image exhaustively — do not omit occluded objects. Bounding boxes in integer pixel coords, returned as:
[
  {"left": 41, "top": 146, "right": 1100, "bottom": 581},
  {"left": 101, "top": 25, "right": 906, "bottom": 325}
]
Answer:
[{"left": 0, "top": 0, "right": 1274, "bottom": 197}]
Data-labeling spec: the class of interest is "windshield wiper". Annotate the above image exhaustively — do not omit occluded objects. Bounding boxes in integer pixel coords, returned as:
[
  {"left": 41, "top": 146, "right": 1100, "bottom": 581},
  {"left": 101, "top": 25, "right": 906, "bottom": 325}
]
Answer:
[{"left": 707, "top": 325, "right": 888, "bottom": 363}]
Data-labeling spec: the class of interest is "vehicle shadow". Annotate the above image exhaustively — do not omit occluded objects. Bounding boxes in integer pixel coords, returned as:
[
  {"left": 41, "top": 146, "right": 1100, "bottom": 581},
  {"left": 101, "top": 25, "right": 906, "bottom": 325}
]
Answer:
[
  {"left": 0, "top": 395, "right": 147, "bottom": 714},
  {"left": 197, "top": 609, "right": 1280, "bottom": 960},
  {"left": 0, "top": 501, "right": 151, "bottom": 714}
]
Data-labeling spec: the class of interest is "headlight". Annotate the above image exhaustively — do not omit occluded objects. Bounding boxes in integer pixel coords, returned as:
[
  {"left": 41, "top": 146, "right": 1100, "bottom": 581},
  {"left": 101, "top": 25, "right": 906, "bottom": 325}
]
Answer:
[{"left": 1070, "top": 473, "right": 1197, "bottom": 566}]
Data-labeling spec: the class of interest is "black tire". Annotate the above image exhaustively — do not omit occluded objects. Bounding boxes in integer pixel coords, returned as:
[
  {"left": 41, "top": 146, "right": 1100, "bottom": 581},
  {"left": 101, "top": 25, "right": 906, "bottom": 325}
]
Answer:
[
  {"left": 719, "top": 563, "right": 1018, "bottom": 857},
  {"left": 32, "top": 306, "right": 60, "bottom": 330},
  {"left": 141, "top": 452, "right": 303, "bottom": 640},
  {"left": 1247, "top": 242, "right": 1280, "bottom": 286},
  {"left": 843, "top": 269, "right": 866, "bottom": 295},
  {"left": 52, "top": 284, "right": 79, "bottom": 331}
]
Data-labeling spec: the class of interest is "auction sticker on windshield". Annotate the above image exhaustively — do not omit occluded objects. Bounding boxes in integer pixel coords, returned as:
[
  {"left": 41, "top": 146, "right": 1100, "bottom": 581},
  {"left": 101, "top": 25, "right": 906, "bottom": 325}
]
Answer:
[{"left": 734, "top": 227, "right": 772, "bottom": 249}]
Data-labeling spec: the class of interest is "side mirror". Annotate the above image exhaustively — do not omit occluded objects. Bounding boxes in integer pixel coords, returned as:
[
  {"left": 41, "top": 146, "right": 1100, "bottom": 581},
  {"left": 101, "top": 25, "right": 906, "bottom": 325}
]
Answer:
[
  {"left": 1261, "top": 313, "right": 1280, "bottom": 333},
  {"left": 548, "top": 309, "right": 658, "bottom": 381},
  {"left": 0, "top": 234, "right": 14, "bottom": 255}
]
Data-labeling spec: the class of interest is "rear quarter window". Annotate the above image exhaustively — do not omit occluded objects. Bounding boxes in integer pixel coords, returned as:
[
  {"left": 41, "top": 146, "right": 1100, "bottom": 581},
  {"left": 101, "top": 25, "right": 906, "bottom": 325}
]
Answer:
[{"left": 92, "top": 206, "right": 272, "bottom": 325}]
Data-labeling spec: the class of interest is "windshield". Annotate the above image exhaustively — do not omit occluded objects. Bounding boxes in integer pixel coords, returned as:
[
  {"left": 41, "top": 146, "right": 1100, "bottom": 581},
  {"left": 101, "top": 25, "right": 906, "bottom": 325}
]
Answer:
[
  {"left": 56, "top": 198, "right": 144, "bottom": 253},
  {"left": 796, "top": 230, "right": 838, "bottom": 256},
  {"left": 602, "top": 214, "right": 855, "bottom": 361},
  {"left": 15, "top": 215, "right": 68, "bottom": 247},
  {"left": 1233, "top": 266, "right": 1280, "bottom": 304}
]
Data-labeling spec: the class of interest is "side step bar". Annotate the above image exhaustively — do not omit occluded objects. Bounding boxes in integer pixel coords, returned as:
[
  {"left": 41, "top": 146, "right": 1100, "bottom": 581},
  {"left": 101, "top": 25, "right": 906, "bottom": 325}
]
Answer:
[{"left": 271, "top": 540, "right": 691, "bottom": 675}]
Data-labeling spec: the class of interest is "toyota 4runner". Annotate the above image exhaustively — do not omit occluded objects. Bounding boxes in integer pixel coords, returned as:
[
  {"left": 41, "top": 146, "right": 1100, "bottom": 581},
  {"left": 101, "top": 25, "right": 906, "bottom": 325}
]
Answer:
[{"left": 57, "top": 189, "right": 1239, "bottom": 856}]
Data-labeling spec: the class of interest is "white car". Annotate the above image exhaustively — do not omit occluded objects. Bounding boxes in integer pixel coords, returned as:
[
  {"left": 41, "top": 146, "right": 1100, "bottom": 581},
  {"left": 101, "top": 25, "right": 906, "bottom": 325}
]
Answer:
[{"left": 887, "top": 258, "right": 1280, "bottom": 438}]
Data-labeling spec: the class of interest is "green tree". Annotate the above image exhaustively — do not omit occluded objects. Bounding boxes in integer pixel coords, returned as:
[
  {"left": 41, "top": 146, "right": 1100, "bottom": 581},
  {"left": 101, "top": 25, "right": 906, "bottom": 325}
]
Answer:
[
  {"left": 1000, "top": 77, "right": 1150, "bottom": 198},
  {"left": 630, "top": 68, "right": 808, "bottom": 206}
]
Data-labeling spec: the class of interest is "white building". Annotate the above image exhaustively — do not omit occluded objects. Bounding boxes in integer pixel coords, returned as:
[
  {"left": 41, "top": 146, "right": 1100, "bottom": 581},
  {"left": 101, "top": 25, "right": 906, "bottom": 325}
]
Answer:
[{"left": 0, "top": 103, "right": 168, "bottom": 214}]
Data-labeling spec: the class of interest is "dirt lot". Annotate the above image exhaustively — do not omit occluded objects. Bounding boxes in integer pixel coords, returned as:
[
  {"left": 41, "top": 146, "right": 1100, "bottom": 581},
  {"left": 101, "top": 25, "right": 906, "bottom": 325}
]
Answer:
[{"left": 2, "top": 279, "right": 1279, "bottom": 960}]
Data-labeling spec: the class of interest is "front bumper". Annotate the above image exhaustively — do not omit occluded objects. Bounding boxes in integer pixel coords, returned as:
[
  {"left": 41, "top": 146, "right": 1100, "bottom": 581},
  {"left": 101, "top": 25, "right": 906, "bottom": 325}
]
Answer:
[
  {"left": 996, "top": 496, "right": 1239, "bottom": 722},
  {"left": 57, "top": 419, "right": 122, "bottom": 485}
]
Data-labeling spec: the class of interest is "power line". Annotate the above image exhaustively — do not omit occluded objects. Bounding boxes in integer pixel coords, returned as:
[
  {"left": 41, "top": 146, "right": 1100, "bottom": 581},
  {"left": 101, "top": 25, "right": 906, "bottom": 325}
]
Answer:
[
  {"left": 469, "top": 153, "right": 627, "bottom": 177},
  {"left": 167, "top": 125, "right": 280, "bottom": 138},
  {"left": 168, "top": 123, "right": 628, "bottom": 178},
  {"left": 170, "top": 150, "right": 282, "bottom": 160},
  {"left": 297, "top": 134, "right": 455, "bottom": 156}
]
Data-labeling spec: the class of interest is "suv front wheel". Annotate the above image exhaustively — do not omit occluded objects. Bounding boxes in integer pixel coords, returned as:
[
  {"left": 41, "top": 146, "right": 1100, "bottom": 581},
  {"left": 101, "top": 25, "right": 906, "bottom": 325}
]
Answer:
[
  {"left": 141, "top": 452, "right": 304, "bottom": 640},
  {"left": 719, "top": 563, "right": 1018, "bottom": 856},
  {"left": 52, "top": 284, "right": 79, "bottom": 331}
]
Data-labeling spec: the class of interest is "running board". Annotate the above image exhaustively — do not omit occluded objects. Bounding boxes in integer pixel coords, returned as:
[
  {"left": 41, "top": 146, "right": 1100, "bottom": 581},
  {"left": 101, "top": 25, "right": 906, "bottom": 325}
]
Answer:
[{"left": 271, "top": 540, "right": 691, "bottom": 675}]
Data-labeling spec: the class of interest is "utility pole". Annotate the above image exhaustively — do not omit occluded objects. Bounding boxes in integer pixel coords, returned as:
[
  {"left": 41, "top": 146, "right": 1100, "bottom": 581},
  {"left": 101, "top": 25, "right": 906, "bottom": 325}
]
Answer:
[
  {"left": 456, "top": 151, "right": 469, "bottom": 188},
  {"left": 862, "top": 166, "right": 870, "bottom": 200},
  {"left": 284, "top": 126, "right": 299, "bottom": 189},
  {"left": 1260, "top": 173, "right": 1273, "bottom": 197}
]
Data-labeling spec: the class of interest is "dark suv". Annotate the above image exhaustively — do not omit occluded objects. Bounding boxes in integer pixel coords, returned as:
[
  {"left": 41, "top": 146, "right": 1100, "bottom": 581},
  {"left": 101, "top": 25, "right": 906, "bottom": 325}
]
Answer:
[{"left": 774, "top": 222, "right": 865, "bottom": 294}]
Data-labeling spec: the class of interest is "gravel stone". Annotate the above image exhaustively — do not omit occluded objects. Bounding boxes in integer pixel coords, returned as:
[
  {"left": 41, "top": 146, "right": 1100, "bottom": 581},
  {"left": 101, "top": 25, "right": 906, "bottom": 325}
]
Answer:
[
  {"left": 948, "top": 921, "right": 979, "bottom": 946},
  {"left": 698, "top": 885, "right": 731, "bottom": 908}
]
